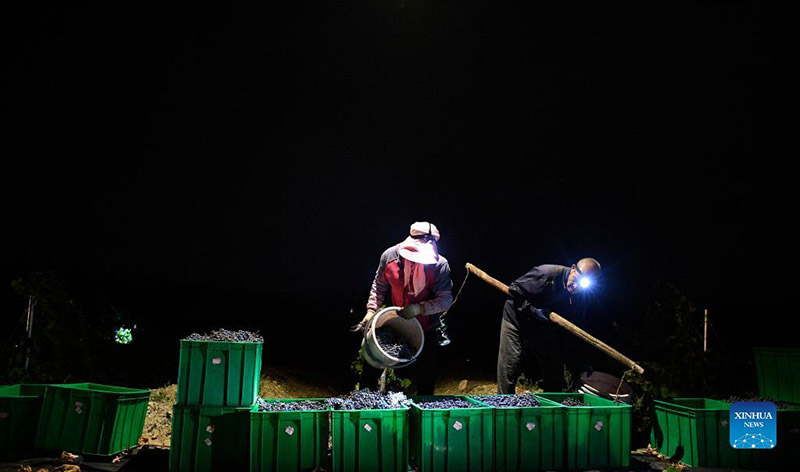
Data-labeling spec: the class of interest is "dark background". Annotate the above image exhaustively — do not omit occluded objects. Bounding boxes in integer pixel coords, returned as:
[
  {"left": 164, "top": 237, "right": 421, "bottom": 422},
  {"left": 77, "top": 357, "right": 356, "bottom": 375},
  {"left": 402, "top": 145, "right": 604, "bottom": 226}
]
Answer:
[{"left": 1, "top": 2, "right": 787, "bottom": 391}]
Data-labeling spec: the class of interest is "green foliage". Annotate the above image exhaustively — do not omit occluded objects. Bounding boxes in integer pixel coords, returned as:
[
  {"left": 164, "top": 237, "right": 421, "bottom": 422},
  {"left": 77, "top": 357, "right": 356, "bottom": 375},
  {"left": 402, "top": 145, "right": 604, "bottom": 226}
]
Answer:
[
  {"left": 517, "top": 373, "right": 543, "bottom": 392},
  {"left": 114, "top": 327, "right": 133, "bottom": 344},
  {"left": 350, "top": 349, "right": 365, "bottom": 376},
  {"left": 384, "top": 368, "right": 412, "bottom": 391},
  {"left": 2, "top": 271, "right": 117, "bottom": 384},
  {"left": 350, "top": 348, "right": 411, "bottom": 391},
  {"left": 621, "top": 281, "right": 730, "bottom": 399},
  {"left": 615, "top": 281, "right": 741, "bottom": 446}
]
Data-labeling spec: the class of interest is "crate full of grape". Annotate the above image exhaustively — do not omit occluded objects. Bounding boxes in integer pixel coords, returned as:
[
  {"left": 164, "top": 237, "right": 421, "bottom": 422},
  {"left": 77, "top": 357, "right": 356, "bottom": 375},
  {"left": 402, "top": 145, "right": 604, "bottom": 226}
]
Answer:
[
  {"left": 470, "top": 393, "right": 565, "bottom": 472},
  {"left": 177, "top": 329, "right": 264, "bottom": 407},
  {"left": 536, "top": 392, "right": 631, "bottom": 470},
  {"left": 330, "top": 389, "right": 411, "bottom": 472},
  {"left": 409, "top": 395, "right": 493, "bottom": 472}
]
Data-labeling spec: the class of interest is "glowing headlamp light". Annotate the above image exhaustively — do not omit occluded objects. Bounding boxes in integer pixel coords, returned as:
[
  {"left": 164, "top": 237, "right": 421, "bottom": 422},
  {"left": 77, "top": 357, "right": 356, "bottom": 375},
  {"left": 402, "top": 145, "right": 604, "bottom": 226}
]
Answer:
[{"left": 579, "top": 277, "right": 592, "bottom": 289}]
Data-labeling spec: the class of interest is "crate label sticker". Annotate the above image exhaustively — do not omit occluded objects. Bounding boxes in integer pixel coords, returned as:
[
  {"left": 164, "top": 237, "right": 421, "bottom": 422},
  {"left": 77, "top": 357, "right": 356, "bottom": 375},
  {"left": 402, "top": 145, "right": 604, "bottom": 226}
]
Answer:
[
  {"left": 363, "top": 423, "right": 373, "bottom": 433},
  {"left": 526, "top": 422, "right": 536, "bottom": 431},
  {"left": 594, "top": 421, "right": 603, "bottom": 431},
  {"left": 75, "top": 406, "right": 84, "bottom": 415},
  {"left": 204, "top": 438, "right": 212, "bottom": 447},
  {"left": 284, "top": 426, "right": 294, "bottom": 436},
  {"left": 721, "top": 419, "right": 729, "bottom": 427},
  {"left": 206, "top": 425, "right": 215, "bottom": 434},
  {"left": 730, "top": 402, "right": 776, "bottom": 449},
  {"left": 453, "top": 421, "right": 463, "bottom": 431},
  {"left": 212, "top": 357, "right": 222, "bottom": 365},
  {"left": 0, "top": 412, "right": 8, "bottom": 419},
  {"left": 75, "top": 401, "right": 83, "bottom": 408}
]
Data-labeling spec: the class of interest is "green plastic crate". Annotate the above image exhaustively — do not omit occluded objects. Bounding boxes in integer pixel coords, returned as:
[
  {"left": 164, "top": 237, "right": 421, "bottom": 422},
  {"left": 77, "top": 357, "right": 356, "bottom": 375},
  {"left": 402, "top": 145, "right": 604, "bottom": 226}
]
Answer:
[
  {"left": 332, "top": 406, "right": 407, "bottom": 472},
  {"left": 536, "top": 392, "right": 631, "bottom": 470},
  {"left": 247, "top": 399, "right": 330, "bottom": 472},
  {"left": 35, "top": 383, "right": 150, "bottom": 456},
  {"left": 409, "top": 395, "right": 493, "bottom": 472},
  {"left": 170, "top": 404, "right": 252, "bottom": 472},
  {"left": 651, "top": 398, "right": 800, "bottom": 469},
  {"left": 469, "top": 394, "right": 564, "bottom": 472},
  {"left": 177, "top": 339, "right": 263, "bottom": 406},
  {"left": 755, "top": 348, "right": 800, "bottom": 404},
  {"left": 0, "top": 384, "right": 47, "bottom": 461}
]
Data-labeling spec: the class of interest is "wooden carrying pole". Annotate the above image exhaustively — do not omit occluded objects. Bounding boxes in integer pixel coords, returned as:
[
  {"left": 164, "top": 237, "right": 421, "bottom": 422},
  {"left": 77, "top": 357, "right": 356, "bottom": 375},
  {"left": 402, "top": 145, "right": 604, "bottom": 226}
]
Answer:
[{"left": 465, "top": 262, "right": 645, "bottom": 375}]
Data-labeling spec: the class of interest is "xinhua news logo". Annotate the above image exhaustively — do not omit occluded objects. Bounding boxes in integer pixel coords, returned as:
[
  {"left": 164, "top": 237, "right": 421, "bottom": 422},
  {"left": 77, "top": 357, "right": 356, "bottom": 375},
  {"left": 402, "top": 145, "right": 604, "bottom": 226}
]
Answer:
[{"left": 730, "top": 402, "right": 777, "bottom": 449}]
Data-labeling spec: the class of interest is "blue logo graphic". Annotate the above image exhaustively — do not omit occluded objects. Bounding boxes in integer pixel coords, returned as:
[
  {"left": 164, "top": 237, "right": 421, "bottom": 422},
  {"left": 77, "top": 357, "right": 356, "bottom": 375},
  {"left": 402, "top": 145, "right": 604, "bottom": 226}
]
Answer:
[{"left": 730, "top": 402, "right": 776, "bottom": 449}]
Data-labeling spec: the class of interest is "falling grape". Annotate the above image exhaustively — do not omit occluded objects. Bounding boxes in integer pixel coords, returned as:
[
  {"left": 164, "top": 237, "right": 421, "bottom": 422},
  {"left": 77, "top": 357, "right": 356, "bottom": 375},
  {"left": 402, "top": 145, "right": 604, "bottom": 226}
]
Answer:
[
  {"left": 327, "top": 389, "right": 411, "bottom": 410},
  {"left": 375, "top": 328, "right": 415, "bottom": 359}
]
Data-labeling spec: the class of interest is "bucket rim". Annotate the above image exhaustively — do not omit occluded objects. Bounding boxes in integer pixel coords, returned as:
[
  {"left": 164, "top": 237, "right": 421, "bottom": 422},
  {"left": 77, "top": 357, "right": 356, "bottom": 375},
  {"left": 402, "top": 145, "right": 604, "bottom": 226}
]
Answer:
[{"left": 367, "top": 306, "right": 425, "bottom": 364}]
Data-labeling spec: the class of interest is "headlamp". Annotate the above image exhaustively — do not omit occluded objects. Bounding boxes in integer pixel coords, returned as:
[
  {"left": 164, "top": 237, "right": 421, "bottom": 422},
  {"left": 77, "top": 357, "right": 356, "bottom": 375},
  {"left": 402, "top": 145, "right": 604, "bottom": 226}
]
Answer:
[{"left": 574, "top": 265, "right": 594, "bottom": 291}]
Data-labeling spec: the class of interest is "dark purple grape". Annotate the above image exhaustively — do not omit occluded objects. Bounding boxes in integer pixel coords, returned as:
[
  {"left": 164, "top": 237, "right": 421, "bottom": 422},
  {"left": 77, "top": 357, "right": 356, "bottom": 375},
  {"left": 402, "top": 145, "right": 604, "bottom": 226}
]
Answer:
[
  {"left": 327, "top": 389, "right": 410, "bottom": 410},
  {"left": 184, "top": 328, "right": 263, "bottom": 343},
  {"left": 561, "top": 397, "right": 588, "bottom": 407},
  {"left": 375, "top": 328, "right": 415, "bottom": 359},
  {"left": 256, "top": 398, "right": 327, "bottom": 411},
  {"left": 475, "top": 394, "right": 541, "bottom": 408},
  {"left": 415, "top": 397, "right": 478, "bottom": 409}
]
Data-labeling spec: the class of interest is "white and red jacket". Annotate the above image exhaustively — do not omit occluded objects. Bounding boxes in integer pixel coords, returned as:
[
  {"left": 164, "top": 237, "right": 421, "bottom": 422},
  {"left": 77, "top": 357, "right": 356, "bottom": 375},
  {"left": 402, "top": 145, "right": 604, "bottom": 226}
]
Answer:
[{"left": 367, "top": 244, "right": 453, "bottom": 332}]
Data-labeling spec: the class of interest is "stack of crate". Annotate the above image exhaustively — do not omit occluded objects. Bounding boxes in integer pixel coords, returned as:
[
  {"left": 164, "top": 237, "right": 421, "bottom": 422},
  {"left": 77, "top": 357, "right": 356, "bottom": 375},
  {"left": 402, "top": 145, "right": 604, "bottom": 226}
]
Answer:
[
  {"left": 1, "top": 383, "right": 150, "bottom": 460},
  {"left": 169, "top": 337, "right": 263, "bottom": 472}
]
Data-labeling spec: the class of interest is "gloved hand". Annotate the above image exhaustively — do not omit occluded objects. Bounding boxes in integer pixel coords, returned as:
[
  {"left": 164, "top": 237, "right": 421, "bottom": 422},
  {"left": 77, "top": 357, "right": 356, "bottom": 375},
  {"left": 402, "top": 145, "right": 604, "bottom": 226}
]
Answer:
[
  {"left": 349, "top": 310, "right": 376, "bottom": 335},
  {"left": 398, "top": 303, "right": 424, "bottom": 319}
]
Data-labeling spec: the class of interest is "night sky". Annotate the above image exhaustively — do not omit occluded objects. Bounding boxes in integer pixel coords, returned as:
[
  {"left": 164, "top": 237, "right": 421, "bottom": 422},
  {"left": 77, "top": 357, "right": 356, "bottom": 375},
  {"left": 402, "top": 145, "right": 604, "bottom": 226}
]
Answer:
[{"left": 2, "top": 3, "right": 785, "bottom": 387}]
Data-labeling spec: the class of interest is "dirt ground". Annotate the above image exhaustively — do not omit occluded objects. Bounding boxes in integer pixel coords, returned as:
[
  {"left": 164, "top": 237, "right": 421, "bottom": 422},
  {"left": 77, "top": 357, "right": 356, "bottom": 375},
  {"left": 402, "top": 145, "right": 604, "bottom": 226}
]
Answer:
[{"left": 141, "top": 369, "right": 503, "bottom": 448}]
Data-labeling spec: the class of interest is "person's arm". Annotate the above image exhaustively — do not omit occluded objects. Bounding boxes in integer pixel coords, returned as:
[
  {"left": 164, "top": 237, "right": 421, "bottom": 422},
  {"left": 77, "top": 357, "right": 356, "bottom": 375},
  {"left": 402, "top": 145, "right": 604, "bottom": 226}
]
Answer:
[
  {"left": 418, "top": 259, "right": 454, "bottom": 316},
  {"left": 366, "top": 249, "right": 391, "bottom": 314}
]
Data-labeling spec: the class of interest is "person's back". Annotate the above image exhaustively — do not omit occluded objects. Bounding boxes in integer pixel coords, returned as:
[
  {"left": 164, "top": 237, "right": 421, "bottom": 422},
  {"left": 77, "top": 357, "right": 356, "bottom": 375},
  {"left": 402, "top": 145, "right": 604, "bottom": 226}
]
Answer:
[{"left": 496, "top": 258, "right": 601, "bottom": 393}]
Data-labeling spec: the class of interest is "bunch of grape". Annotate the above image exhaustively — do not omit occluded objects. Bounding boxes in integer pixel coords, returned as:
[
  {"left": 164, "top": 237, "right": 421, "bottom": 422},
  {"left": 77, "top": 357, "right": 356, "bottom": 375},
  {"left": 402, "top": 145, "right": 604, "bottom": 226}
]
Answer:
[
  {"left": 327, "top": 389, "right": 410, "bottom": 410},
  {"left": 415, "top": 397, "right": 478, "bottom": 409},
  {"left": 256, "top": 398, "right": 327, "bottom": 412},
  {"left": 184, "top": 329, "right": 263, "bottom": 343},
  {"left": 475, "top": 393, "right": 541, "bottom": 408},
  {"left": 725, "top": 396, "right": 793, "bottom": 410},
  {"left": 376, "top": 328, "right": 415, "bottom": 359},
  {"left": 561, "top": 397, "right": 588, "bottom": 407}
]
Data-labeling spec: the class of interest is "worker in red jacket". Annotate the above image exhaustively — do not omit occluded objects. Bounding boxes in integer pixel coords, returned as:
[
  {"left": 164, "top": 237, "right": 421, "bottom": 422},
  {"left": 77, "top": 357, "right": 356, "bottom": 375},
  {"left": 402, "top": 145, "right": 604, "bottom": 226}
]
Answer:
[{"left": 360, "top": 221, "right": 453, "bottom": 394}]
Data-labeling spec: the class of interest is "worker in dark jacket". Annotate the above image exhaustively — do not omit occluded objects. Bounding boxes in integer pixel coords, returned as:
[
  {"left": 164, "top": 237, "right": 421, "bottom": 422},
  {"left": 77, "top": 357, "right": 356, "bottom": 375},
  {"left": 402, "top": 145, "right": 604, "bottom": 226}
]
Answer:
[
  {"left": 498, "top": 258, "right": 601, "bottom": 394},
  {"left": 360, "top": 221, "right": 453, "bottom": 394}
]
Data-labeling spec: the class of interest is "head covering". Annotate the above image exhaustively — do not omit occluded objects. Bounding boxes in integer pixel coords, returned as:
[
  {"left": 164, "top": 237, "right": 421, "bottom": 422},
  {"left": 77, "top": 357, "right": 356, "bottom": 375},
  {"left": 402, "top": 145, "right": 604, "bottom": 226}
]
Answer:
[
  {"left": 403, "top": 260, "right": 427, "bottom": 296},
  {"left": 409, "top": 221, "right": 440, "bottom": 241},
  {"left": 398, "top": 221, "right": 440, "bottom": 265}
]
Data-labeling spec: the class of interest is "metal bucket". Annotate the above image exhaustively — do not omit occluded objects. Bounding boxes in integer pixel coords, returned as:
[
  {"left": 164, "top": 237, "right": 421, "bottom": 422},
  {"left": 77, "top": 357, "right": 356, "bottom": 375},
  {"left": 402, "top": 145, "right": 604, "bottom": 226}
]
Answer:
[{"left": 361, "top": 306, "right": 424, "bottom": 369}]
